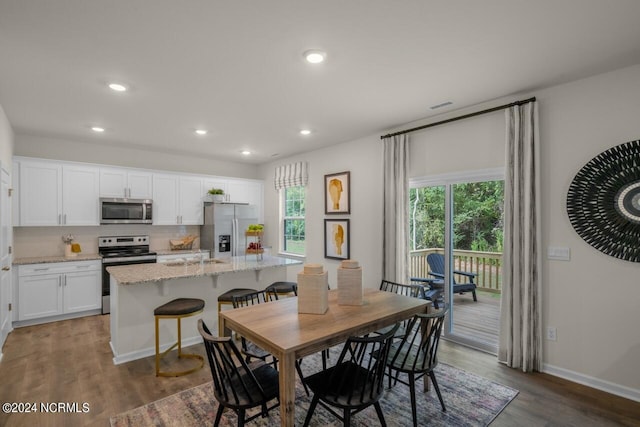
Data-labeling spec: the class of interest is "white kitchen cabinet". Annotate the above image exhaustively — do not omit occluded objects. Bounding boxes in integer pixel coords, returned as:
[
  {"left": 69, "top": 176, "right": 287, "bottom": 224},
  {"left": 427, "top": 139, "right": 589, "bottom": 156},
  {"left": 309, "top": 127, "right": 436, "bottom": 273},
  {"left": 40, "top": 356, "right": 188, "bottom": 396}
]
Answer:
[
  {"left": 153, "top": 174, "right": 203, "bottom": 225},
  {"left": 226, "top": 179, "right": 263, "bottom": 205},
  {"left": 19, "top": 160, "right": 62, "bottom": 226},
  {"left": 18, "top": 273, "right": 62, "bottom": 320},
  {"left": 18, "top": 160, "right": 99, "bottom": 226},
  {"left": 179, "top": 176, "right": 204, "bottom": 224},
  {"left": 62, "top": 165, "right": 100, "bottom": 225},
  {"left": 17, "top": 260, "right": 101, "bottom": 322},
  {"left": 100, "top": 167, "right": 153, "bottom": 199}
]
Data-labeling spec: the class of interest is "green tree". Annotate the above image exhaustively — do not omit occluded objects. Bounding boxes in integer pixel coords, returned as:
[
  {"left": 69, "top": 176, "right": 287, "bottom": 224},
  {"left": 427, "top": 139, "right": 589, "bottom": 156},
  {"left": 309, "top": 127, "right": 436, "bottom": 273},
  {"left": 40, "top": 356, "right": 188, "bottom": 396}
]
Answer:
[{"left": 409, "top": 181, "right": 504, "bottom": 252}]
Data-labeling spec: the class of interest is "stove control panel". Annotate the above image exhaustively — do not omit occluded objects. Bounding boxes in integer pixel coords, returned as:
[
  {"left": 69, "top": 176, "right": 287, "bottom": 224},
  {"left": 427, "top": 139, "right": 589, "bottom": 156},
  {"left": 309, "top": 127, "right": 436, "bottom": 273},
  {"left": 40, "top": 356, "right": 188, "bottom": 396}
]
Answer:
[{"left": 98, "top": 235, "right": 150, "bottom": 248}]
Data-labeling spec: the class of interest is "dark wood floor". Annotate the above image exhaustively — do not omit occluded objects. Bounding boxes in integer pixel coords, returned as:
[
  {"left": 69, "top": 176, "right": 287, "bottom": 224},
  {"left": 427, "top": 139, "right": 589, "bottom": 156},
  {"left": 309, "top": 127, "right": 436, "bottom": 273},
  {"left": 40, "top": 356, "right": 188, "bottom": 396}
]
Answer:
[{"left": 1, "top": 314, "right": 639, "bottom": 427}]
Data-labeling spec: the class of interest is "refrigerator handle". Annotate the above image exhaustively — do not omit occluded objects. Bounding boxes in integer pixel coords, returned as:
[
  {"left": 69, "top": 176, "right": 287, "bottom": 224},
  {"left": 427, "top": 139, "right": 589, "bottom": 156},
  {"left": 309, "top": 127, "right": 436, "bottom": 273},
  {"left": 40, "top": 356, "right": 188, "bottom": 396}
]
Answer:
[{"left": 232, "top": 218, "right": 237, "bottom": 257}]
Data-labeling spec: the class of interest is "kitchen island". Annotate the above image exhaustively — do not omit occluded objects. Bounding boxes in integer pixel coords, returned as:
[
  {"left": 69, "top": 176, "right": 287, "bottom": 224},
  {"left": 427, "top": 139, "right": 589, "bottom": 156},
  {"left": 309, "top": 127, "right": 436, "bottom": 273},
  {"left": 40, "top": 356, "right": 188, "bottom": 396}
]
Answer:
[{"left": 107, "top": 255, "right": 303, "bottom": 364}]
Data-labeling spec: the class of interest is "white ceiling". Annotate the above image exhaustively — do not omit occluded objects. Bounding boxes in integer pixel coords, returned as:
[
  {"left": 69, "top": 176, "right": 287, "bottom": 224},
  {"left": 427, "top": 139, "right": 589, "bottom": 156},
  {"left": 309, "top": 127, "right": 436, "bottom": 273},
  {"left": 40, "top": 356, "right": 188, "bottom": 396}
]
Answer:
[{"left": 1, "top": 1, "right": 640, "bottom": 165}]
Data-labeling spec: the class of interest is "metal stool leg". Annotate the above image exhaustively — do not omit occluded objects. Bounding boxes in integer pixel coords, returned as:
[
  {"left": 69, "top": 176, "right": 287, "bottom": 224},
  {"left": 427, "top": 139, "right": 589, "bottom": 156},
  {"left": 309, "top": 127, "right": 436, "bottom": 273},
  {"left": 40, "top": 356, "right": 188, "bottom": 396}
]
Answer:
[{"left": 155, "top": 310, "right": 205, "bottom": 377}]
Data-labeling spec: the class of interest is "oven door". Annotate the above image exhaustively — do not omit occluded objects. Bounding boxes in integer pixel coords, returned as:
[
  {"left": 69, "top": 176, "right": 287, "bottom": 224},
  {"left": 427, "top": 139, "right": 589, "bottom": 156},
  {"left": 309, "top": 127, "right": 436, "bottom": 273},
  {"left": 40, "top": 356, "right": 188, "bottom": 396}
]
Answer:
[{"left": 102, "top": 256, "right": 156, "bottom": 314}]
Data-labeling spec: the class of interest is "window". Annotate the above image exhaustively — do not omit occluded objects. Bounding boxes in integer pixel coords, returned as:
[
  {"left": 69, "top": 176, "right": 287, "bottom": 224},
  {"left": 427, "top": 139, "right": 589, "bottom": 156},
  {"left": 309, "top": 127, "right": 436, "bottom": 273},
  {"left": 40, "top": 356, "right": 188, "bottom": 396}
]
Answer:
[{"left": 283, "top": 186, "right": 305, "bottom": 255}]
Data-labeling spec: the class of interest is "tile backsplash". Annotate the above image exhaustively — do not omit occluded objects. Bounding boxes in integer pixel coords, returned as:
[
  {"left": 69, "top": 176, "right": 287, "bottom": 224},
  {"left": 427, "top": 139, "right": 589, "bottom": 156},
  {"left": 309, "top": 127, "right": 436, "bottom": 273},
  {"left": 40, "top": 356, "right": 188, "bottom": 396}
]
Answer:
[{"left": 13, "top": 225, "right": 200, "bottom": 258}]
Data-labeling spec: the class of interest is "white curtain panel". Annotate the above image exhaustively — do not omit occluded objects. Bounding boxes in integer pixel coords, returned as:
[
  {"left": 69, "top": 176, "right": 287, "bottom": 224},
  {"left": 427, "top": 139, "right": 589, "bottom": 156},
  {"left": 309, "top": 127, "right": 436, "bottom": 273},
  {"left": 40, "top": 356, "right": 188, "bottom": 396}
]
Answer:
[
  {"left": 499, "top": 101, "right": 542, "bottom": 372},
  {"left": 382, "top": 134, "right": 409, "bottom": 283}
]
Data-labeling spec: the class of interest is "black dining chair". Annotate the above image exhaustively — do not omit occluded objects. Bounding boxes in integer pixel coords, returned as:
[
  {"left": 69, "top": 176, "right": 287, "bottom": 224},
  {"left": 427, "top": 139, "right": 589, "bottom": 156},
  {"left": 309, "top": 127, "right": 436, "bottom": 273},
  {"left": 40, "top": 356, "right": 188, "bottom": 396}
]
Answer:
[
  {"left": 375, "top": 279, "right": 426, "bottom": 337},
  {"left": 198, "top": 319, "right": 280, "bottom": 427},
  {"left": 231, "top": 290, "right": 277, "bottom": 366},
  {"left": 232, "top": 290, "right": 311, "bottom": 396},
  {"left": 302, "top": 323, "right": 400, "bottom": 427},
  {"left": 385, "top": 304, "right": 449, "bottom": 427}
]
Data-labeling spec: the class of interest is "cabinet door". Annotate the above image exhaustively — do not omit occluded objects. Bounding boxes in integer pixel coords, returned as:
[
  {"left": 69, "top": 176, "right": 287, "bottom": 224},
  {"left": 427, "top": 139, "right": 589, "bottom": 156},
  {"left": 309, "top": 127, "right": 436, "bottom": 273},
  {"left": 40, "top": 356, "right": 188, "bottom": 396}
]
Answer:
[
  {"left": 179, "top": 176, "right": 203, "bottom": 225},
  {"left": 19, "top": 161, "right": 62, "bottom": 226},
  {"left": 226, "top": 179, "right": 262, "bottom": 205},
  {"left": 99, "top": 167, "right": 128, "bottom": 198},
  {"left": 63, "top": 270, "right": 101, "bottom": 313},
  {"left": 12, "top": 160, "right": 20, "bottom": 226},
  {"left": 18, "top": 274, "right": 63, "bottom": 320},
  {"left": 127, "top": 171, "right": 153, "bottom": 199},
  {"left": 63, "top": 165, "right": 100, "bottom": 225},
  {"left": 152, "top": 174, "right": 179, "bottom": 225}
]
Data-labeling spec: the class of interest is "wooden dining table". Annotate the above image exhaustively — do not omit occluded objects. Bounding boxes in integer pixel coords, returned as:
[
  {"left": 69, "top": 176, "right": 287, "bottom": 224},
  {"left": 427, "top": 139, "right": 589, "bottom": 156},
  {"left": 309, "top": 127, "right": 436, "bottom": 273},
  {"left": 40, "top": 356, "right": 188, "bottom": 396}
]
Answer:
[{"left": 219, "top": 288, "right": 429, "bottom": 426}]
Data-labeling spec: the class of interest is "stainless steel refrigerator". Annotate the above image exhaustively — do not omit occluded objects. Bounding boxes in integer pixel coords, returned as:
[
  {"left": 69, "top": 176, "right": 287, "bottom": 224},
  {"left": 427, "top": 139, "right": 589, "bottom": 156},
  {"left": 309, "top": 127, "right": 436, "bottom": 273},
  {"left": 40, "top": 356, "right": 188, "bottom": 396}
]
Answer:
[{"left": 200, "top": 202, "right": 259, "bottom": 259}]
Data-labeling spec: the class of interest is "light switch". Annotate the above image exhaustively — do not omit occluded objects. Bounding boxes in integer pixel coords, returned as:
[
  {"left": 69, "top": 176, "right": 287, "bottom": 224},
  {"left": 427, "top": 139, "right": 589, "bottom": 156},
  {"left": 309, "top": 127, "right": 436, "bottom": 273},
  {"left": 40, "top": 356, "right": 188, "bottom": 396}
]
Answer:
[{"left": 547, "top": 246, "right": 570, "bottom": 261}]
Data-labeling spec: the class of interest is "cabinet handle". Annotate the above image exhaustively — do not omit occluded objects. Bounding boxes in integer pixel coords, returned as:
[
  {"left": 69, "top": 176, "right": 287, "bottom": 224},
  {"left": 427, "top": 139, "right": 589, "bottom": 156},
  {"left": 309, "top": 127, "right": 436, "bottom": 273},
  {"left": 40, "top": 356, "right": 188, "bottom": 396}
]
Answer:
[
  {"left": 58, "top": 214, "right": 62, "bottom": 225},
  {"left": 63, "top": 275, "right": 67, "bottom": 286},
  {"left": 58, "top": 276, "right": 62, "bottom": 287},
  {"left": 76, "top": 265, "right": 90, "bottom": 269},
  {"left": 34, "top": 267, "right": 50, "bottom": 271},
  {"left": 63, "top": 214, "right": 67, "bottom": 224}
]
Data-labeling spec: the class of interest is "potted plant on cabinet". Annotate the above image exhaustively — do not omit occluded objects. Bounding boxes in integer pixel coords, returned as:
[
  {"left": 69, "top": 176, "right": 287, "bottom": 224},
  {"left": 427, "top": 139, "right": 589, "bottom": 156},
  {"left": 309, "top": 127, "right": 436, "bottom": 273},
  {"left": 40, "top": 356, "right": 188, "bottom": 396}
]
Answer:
[{"left": 207, "top": 188, "right": 225, "bottom": 203}]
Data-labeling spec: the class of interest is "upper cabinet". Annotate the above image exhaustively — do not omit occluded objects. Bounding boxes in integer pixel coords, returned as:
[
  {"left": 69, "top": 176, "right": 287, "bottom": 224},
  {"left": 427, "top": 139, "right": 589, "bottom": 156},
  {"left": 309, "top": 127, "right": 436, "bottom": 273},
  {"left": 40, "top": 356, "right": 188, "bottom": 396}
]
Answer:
[
  {"left": 226, "top": 179, "right": 263, "bottom": 205},
  {"left": 18, "top": 160, "right": 99, "bottom": 226},
  {"left": 13, "top": 157, "right": 264, "bottom": 227},
  {"left": 100, "top": 168, "right": 153, "bottom": 199},
  {"left": 153, "top": 174, "right": 203, "bottom": 225}
]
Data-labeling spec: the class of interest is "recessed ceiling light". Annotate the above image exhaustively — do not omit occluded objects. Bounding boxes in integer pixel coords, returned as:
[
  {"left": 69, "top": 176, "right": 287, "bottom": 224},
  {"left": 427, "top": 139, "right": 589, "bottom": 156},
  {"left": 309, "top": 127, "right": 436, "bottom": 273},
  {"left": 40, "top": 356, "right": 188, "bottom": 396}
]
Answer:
[
  {"left": 108, "top": 83, "right": 128, "bottom": 92},
  {"left": 91, "top": 126, "right": 105, "bottom": 133},
  {"left": 241, "top": 150, "right": 251, "bottom": 155},
  {"left": 195, "top": 129, "right": 208, "bottom": 136},
  {"left": 300, "top": 129, "right": 312, "bottom": 135},
  {"left": 304, "top": 50, "right": 326, "bottom": 64}
]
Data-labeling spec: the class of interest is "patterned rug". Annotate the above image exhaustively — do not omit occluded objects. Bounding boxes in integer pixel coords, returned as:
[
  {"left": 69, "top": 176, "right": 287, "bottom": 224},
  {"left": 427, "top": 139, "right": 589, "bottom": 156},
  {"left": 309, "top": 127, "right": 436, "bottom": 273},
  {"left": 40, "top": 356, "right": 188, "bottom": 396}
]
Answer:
[{"left": 111, "top": 351, "right": 518, "bottom": 427}]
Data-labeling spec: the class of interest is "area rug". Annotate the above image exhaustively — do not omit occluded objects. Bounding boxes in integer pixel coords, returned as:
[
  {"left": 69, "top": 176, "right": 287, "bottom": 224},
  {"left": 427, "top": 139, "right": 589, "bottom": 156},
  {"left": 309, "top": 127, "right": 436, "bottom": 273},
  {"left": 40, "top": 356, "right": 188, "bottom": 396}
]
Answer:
[{"left": 111, "top": 353, "right": 518, "bottom": 427}]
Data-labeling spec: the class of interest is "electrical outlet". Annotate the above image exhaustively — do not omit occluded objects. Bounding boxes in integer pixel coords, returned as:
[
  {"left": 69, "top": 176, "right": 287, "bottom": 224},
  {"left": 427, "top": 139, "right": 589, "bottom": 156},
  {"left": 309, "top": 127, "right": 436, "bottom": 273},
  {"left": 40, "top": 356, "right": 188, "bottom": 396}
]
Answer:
[{"left": 546, "top": 327, "right": 557, "bottom": 341}]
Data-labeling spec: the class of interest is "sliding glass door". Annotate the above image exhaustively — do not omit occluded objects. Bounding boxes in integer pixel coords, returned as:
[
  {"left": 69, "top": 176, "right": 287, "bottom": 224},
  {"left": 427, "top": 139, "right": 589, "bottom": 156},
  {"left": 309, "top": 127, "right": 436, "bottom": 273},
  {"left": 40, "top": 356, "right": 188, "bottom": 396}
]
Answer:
[{"left": 410, "top": 171, "right": 504, "bottom": 353}]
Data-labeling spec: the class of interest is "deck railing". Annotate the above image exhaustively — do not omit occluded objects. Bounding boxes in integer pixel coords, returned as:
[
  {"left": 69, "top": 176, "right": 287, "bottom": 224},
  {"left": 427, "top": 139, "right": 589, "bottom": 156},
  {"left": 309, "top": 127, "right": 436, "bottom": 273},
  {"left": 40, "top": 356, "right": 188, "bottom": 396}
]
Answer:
[{"left": 409, "top": 248, "right": 503, "bottom": 293}]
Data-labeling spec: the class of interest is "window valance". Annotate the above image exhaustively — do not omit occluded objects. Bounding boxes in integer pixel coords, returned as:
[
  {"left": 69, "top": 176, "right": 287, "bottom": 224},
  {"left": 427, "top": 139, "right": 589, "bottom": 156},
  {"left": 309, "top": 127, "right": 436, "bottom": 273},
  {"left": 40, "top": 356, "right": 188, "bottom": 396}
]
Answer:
[{"left": 274, "top": 161, "right": 308, "bottom": 190}]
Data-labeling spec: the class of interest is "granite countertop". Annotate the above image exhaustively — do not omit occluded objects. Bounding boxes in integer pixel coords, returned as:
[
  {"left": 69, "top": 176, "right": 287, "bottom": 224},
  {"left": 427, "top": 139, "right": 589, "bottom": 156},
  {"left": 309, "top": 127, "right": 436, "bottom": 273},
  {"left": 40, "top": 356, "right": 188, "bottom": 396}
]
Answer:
[
  {"left": 12, "top": 249, "right": 208, "bottom": 265},
  {"left": 13, "top": 253, "right": 103, "bottom": 265},
  {"left": 107, "top": 255, "right": 303, "bottom": 285}
]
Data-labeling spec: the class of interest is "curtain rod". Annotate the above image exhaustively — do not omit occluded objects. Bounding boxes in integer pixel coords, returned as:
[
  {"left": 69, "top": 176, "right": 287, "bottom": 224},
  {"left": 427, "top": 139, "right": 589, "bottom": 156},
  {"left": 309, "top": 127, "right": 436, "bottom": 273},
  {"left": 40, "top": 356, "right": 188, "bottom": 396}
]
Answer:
[{"left": 380, "top": 96, "right": 537, "bottom": 140}]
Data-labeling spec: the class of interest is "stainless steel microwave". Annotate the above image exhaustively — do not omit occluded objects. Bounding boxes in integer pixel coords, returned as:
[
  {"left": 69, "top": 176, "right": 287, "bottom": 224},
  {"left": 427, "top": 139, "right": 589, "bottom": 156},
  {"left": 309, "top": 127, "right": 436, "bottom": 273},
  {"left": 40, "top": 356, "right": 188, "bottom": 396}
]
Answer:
[{"left": 100, "top": 198, "right": 153, "bottom": 224}]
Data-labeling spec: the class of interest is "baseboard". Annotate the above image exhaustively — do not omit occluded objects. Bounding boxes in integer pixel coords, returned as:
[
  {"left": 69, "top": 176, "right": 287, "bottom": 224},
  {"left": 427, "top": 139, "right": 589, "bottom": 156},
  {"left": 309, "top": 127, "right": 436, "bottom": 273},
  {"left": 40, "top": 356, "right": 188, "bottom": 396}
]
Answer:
[
  {"left": 13, "top": 309, "right": 102, "bottom": 328},
  {"left": 111, "top": 336, "right": 203, "bottom": 365},
  {"left": 543, "top": 363, "right": 640, "bottom": 403}
]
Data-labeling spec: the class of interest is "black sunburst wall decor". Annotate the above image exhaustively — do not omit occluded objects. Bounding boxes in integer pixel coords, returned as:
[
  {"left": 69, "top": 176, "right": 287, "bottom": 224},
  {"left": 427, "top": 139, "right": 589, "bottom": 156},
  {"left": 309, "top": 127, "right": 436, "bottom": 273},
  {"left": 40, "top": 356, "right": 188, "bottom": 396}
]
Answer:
[{"left": 566, "top": 139, "right": 640, "bottom": 262}]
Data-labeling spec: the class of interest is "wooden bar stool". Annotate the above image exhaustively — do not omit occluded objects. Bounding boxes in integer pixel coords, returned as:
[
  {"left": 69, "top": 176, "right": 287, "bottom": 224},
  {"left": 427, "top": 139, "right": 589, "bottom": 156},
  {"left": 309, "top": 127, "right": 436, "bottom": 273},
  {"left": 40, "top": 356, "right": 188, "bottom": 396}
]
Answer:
[
  {"left": 217, "top": 288, "right": 257, "bottom": 336},
  {"left": 154, "top": 298, "right": 205, "bottom": 377}
]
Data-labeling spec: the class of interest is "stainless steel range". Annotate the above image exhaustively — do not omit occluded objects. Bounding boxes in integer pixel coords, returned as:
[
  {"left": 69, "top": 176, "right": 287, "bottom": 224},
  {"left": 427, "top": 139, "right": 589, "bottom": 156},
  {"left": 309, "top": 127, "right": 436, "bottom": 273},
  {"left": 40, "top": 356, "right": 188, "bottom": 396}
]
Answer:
[{"left": 99, "top": 235, "right": 157, "bottom": 314}]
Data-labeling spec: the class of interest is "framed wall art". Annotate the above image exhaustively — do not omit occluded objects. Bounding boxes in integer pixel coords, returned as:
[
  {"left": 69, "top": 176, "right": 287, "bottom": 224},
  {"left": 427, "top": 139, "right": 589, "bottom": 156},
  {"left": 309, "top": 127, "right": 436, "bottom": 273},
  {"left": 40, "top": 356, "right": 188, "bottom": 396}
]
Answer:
[
  {"left": 325, "top": 171, "right": 350, "bottom": 214},
  {"left": 566, "top": 139, "right": 640, "bottom": 262},
  {"left": 324, "top": 219, "right": 350, "bottom": 260}
]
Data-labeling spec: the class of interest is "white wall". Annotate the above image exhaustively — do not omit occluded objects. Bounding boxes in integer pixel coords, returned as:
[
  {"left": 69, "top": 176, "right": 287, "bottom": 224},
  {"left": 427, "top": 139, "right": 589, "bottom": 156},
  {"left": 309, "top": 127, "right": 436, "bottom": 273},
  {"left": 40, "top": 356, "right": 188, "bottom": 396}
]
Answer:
[
  {"left": 15, "top": 133, "right": 260, "bottom": 179},
  {"left": 260, "top": 63, "right": 640, "bottom": 400},
  {"left": 537, "top": 64, "right": 640, "bottom": 396},
  {"left": 259, "top": 136, "right": 384, "bottom": 288}
]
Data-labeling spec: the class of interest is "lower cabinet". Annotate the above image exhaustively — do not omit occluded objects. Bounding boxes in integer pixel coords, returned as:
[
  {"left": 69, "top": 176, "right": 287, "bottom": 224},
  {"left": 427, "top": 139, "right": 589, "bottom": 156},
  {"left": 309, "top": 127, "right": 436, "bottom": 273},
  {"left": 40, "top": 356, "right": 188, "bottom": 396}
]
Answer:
[{"left": 18, "top": 260, "right": 101, "bottom": 322}]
